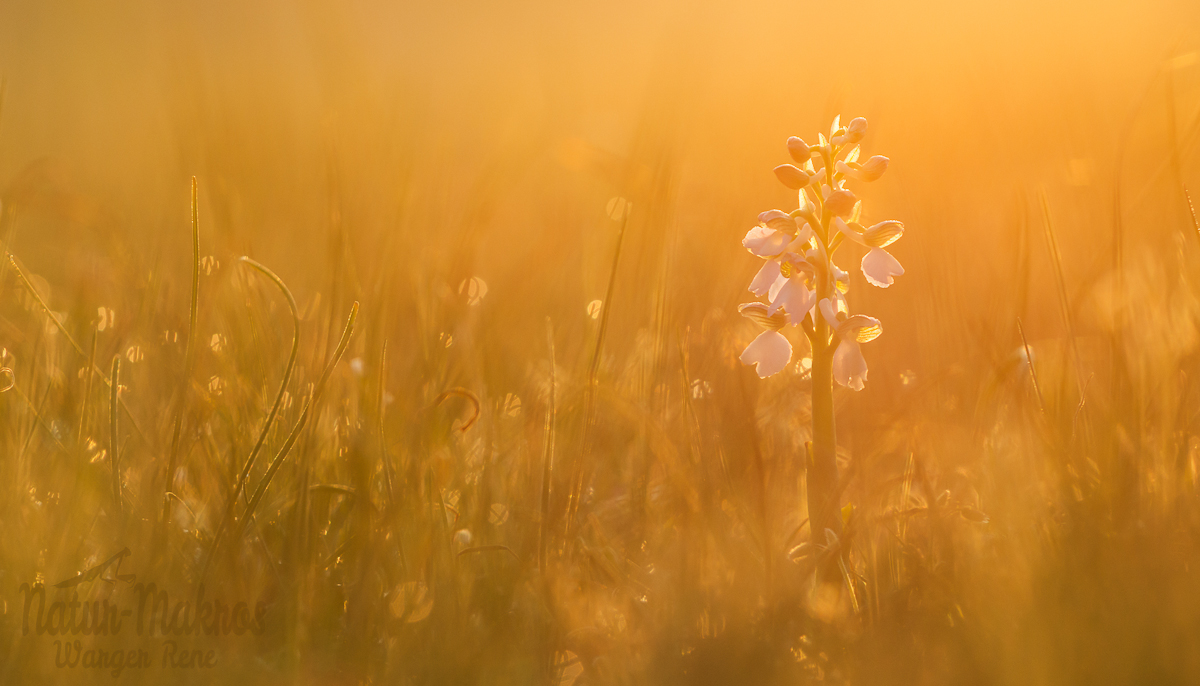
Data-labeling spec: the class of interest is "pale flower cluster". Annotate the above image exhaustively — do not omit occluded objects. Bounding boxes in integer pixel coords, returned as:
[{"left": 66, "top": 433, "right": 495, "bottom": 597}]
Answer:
[{"left": 738, "top": 116, "right": 904, "bottom": 389}]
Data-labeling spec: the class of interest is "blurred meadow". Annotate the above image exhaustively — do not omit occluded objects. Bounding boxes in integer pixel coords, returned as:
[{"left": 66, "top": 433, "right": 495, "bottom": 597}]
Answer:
[{"left": 2, "top": 0, "right": 1200, "bottom": 683}]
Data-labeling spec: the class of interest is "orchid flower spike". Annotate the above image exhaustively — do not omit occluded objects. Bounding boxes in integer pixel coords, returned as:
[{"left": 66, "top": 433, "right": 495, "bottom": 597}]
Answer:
[
  {"left": 737, "top": 116, "right": 905, "bottom": 391},
  {"left": 738, "top": 303, "right": 793, "bottom": 378}
]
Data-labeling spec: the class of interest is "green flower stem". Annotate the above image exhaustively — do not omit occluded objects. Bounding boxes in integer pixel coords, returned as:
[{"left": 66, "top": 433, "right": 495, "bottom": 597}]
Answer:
[
  {"left": 808, "top": 144, "right": 843, "bottom": 548},
  {"left": 808, "top": 326, "right": 840, "bottom": 545}
]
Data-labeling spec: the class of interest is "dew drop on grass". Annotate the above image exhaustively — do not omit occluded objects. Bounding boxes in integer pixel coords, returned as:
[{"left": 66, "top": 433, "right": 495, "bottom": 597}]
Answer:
[
  {"left": 96, "top": 307, "right": 115, "bottom": 332},
  {"left": 606, "top": 196, "right": 630, "bottom": 221},
  {"left": 503, "top": 393, "right": 522, "bottom": 417},
  {"left": 459, "top": 276, "right": 488, "bottom": 306},
  {"left": 489, "top": 503, "right": 509, "bottom": 526},
  {"left": 389, "top": 581, "right": 433, "bottom": 623},
  {"left": 587, "top": 300, "right": 603, "bottom": 319},
  {"left": 555, "top": 651, "right": 584, "bottom": 686}
]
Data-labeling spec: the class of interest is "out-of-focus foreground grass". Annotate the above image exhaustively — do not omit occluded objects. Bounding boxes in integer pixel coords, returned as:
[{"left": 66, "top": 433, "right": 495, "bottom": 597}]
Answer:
[{"left": 2, "top": 0, "right": 1200, "bottom": 683}]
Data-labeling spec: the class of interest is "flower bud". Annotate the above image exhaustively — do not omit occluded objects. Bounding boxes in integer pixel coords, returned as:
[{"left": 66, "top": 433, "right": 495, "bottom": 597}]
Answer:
[
  {"left": 824, "top": 189, "right": 857, "bottom": 218},
  {"left": 844, "top": 117, "right": 868, "bottom": 144},
  {"left": 859, "top": 155, "right": 888, "bottom": 181},
  {"left": 835, "top": 155, "right": 889, "bottom": 183},
  {"left": 773, "top": 164, "right": 810, "bottom": 190},
  {"left": 787, "top": 136, "right": 811, "bottom": 163}
]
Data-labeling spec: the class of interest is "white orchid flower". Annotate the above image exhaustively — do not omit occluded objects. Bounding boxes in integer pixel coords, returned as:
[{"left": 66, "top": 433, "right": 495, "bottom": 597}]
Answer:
[
  {"left": 744, "top": 211, "right": 815, "bottom": 297},
  {"left": 766, "top": 253, "right": 817, "bottom": 318},
  {"left": 738, "top": 303, "right": 793, "bottom": 378},
  {"left": 834, "top": 218, "right": 905, "bottom": 288},
  {"left": 742, "top": 211, "right": 794, "bottom": 257},
  {"left": 819, "top": 299, "right": 883, "bottom": 391},
  {"left": 738, "top": 117, "right": 902, "bottom": 392}
]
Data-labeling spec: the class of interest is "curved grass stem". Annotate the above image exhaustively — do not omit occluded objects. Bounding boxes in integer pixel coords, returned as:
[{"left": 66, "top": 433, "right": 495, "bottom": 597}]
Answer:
[
  {"left": 228, "top": 301, "right": 359, "bottom": 562},
  {"left": 109, "top": 356, "right": 122, "bottom": 518},
  {"left": 200, "top": 256, "right": 301, "bottom": 581},
  {"left": 200, "top": 295, "right": 359, "bottom": 581},
  {"left": 162, "top": 177, "right": 203, "bottom": 532}
]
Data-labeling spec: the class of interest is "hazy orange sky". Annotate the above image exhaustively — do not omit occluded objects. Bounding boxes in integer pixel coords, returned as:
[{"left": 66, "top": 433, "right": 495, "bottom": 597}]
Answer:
[{"left": 0, "top": 0, "right": 1197, "bottom": 383}]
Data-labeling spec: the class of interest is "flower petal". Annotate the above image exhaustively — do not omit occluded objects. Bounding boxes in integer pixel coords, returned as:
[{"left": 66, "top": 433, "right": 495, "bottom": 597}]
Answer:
[
  {"left": 749, "top": 260, "right": 781, "bottom": 297},
  {"left": 834, "top": 217, "right": 867, "bottom": 246},
  {"left": 758, "top": 210, "right": 798, "bottom": 234},
  {"left": 829, "top": 261, "right": 850, "bottom": 293},
  {"left": 832, "top": 340, "right": 868, "bottom": 391},
  {"left": 861, "top": 247, "right": 904, "bottom": 288},
  {"left": 743, "top": 225, "right": 789, "bottom": 257},
  {"left": 740, "top": 330, "right": 793, "bottom": 378},
  {"left": 767, "top": 271, "right": 788, "bottom": 303},
  {"left": 791, "top": 224, "right": 815, "bottom": 249},
  {"left": 837, "top": 314, "right": 882, "bottom": 343},
  {"left": 863, "top": 220, "right": 904, "bottom": 248},
  {"left": 819, "top": 298, "right": 840, "bottom": 328},
  {"left": 768, "top": 278, "right": 814, "bottom": 319},
  {"left": 738, "top": 302, "right": 788, "bottom": 331}
]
